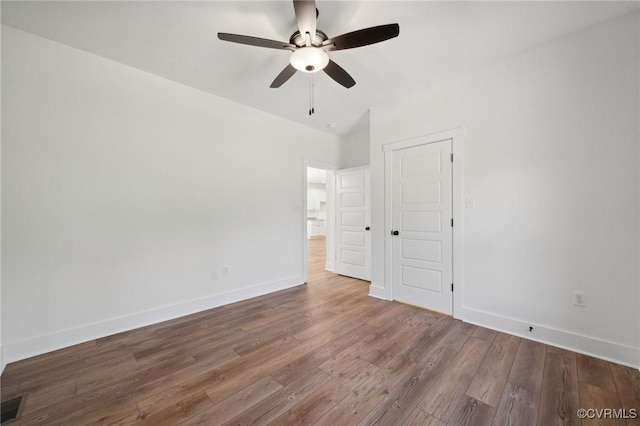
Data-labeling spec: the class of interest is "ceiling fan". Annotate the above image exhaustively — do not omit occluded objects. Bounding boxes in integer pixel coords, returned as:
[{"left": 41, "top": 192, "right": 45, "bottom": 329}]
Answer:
[{"left": 218, "top": 0, "right": 400, "bottom": 90}]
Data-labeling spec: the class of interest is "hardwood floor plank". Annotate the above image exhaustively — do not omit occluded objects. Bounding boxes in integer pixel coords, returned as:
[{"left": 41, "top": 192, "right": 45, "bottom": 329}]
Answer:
[
  {"left": 292, "top": 306, "right": 368, "bottom": 341},
  {"left": 315, "top": 353, "right": 417, "bottom": 425},
  {"left": 418, "top": 337, "right": 491, "bottom": 422},
  {"left": 18, "top": 347, "right": 134, "bottom": 390},
  {"left": 447, "top": 395, "right": 497, "bottom": 426},
  {"left": 135, "top": 348, "right": 240, "bottom": 417},
  {"left": 222, "top": 368, "right": 332, "bottom": 425},
  {"left": 355, "top": 319, "right": 473, "bottom": 426},
  {"left": 507, "top": 339, "right": 547, "bottom": 394},
  {"left": 271, "top": 324, "right": 376, "bottom": 385},
  {"left": 366, "top": 303, "right": 407, "bottom": 328},
  {"left": 203, "top": 330, "right": 336, "bottom": 405},
  {"left": 610, "top": 362, "right": 640, "bottom": 414},
  {"left": 355, "top": 344, "right": 457, "bottom": 426},
  {"left": 231, "top": 311, "right": 336, "bottom": 357},
  {"left": 428, "top": 320, "right": 475, "bottom": 354},
  {"left": 491, "top": 339, "right": 547, "bottom": 426},
  {"left": 403, "top": 408, "right": 446, "bottom": 426},
  {"left": 2, "top": 341, "right": 97, "bottom": 377},
  {"left": 137, "top": 391, "right": 212, "bottom": 426},
  {"left": 578, "top": 382, "right": 625, "bottom": 426},
  {"left": 183, "top": 376, "right": 282, "bottom": 425},
  {"left": 270, "top": 358, "right": 378, "bottom": 425},
  {"left": 537, "top": 346, "right": 581, "bottom": 426},
  {"left": 318, "top": 328, "right": 387, "bottom": 377},
  {"left": 20, "top": 379, "right": 77, "bottom": 416},
  {"left": 365, "top": 315, "right": 452, "bottom": 368},
  {"left": 79, "top": 352, "right": 196, "bottom": 394},
  {"left": 95, "top": 404, "right": 142, "bottom": 425},
  {"left": 466, "top": 333, "right": 520, "bottom": 407},
  {"left": 12, "top": 355, "right": 198, "bottom": 425},
  {"left": 317, "top": 317, "right": 413, "bottom": 377},
  {"left": 471, "top": 327, "right": 498, "bottom": 343},
  {"left": 492, "top": 383, "right": 539, "bottom": 426},
  {"left": 576, "top": 353, "right": 618, "bottom": 394}
]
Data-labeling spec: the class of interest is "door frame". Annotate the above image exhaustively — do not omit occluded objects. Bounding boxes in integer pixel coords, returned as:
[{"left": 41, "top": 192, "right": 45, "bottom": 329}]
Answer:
[
  {"left": 383, "top": 128, "right": 464, "bottom": 318},
  {"left": 302, "top": 159, "right": 337, "bottom": 284}
]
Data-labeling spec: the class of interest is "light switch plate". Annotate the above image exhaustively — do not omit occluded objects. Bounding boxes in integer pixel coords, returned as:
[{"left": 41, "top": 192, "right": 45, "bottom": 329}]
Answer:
[{"left": 465, "top": 197, "right": 475, "bottom": 209}]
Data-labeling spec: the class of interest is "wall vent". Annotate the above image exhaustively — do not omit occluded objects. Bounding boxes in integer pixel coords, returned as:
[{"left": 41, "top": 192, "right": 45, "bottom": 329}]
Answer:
[{"left": 1, "top": 395, "right": 25, "bottom": 423}]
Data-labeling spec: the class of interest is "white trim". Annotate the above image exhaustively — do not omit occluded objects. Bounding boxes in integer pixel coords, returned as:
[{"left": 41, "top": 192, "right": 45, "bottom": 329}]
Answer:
[
  {"left": 462, "top": 307, "right": 640, "bottom": 370},
  {"left": 382, "top": 128, "right": 465, "bottom": 152},
  {"left": 368, "top": 285, "right": 390, "bottom": 300},
  {"left": 380, "top": 128, "right": 465, "bottom": 317},
  {"left": 324, "top": 169, "right": 336, "bottom": 273},
  {"left": 3, "top": 275, "right": 305, "bottom": 365}
]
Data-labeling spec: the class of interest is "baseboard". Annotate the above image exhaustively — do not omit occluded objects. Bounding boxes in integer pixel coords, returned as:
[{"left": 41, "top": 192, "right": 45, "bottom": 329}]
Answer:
[
  {"left": 368, "top": 285, "right": 390, "bottom": 300},
  {"left": 2, "top": 275, "right": 305, "bottom": 366},
  {"left": 461, "top": 307, "right": 640, "bottom": 369},
  {"left": 324, "top": 262, "right": 334, "bottom": 272}
]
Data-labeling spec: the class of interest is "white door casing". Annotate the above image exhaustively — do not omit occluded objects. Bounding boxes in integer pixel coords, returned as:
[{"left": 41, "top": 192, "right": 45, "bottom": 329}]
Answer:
[
  {"left": 335, "top": 167, "right": 371, "bottom": 281},
  {"left": 390, "top": 140, "right": 453, "bottom": 314}
]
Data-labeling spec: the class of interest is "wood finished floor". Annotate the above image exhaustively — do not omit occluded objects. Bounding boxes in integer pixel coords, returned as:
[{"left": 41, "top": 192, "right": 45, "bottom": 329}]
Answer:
[{"left": 2, "top": 237, "right": 639, "bottom": 425}]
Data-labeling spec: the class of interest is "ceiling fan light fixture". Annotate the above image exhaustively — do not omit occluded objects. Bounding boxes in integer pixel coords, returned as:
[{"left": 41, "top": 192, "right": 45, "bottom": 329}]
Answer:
[{"left": 290, "top": 47, "right": 329, "bottom": 73}]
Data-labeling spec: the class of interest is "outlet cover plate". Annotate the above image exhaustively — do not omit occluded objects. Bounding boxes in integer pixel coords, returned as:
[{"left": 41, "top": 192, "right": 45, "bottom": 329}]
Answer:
[{"left": 573, "top": 291, "right": 586, "bottom": 307}]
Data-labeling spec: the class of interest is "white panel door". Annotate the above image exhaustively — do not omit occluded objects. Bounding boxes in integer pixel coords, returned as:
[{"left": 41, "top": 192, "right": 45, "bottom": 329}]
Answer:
[
  {"left": 335, "top": 167, "right": 371, "bottom": 281},
  {"left": 391, "top": 140, "right": 452, "bottom": 314}
]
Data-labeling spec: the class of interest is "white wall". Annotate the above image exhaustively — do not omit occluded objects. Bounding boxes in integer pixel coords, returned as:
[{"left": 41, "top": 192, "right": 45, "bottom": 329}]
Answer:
[
  {"left": 0, "top": 11, "right": 3, "bottom": 372},
  {"left": 370, "top": 12, "right": 640, "bottom": 367},
  {"left": 340, "top": 111, "right": 370, "bottom": 169},
  {"left": 1, "top": 26, "right": 339, "bottom": 364}
]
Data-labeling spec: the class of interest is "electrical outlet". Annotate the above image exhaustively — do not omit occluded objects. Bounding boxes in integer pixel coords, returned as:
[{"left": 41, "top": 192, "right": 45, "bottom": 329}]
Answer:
[
  {"left": 222, "top": 266, "right": 229, "bottom": 276},
  {"left": 573, "top": 291, "right": 586, "bottom": 307}
]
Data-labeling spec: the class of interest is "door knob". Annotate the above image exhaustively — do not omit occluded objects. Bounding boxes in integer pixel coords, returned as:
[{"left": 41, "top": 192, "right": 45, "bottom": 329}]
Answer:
[
  {"left": 365, "top": 227, "right": 370, "bottom": 231},
  {"left": 391, "top": 230, "right": 399, "bottom": 236}
]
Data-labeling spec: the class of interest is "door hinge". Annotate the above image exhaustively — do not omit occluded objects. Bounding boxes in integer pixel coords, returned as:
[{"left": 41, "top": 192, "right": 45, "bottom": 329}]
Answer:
[
  {"left": 451, "top": 283, "right": 454, "bottom": 292},
  {"left": 451, "top": 153, "right": 453, "bottom": 162},
  {"left": 451, "top": 218, "right": 453, "bottom": 227}
]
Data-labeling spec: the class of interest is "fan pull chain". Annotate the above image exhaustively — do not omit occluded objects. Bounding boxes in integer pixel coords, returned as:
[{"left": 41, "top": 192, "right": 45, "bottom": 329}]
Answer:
[
  {"left": 308, "top": 74, "right": 315, "bottom": 116},
  {"left": 308, "top": 74, "right": 312, "bottom": 115},
  {"left": 312, "top": 74, "right": 315, "bottom": 115}
]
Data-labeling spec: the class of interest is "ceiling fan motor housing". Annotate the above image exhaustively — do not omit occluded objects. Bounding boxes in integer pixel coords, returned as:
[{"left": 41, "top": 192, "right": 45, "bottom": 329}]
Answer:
[
  {"left": 289, "top": 29, "right": 328, "bottom": 47},
  {"left": 289, "top": 30, "right": 330, "bottom": 73},
  {"left": 290, "top": 46, "right": 329, "bottom": 73}
]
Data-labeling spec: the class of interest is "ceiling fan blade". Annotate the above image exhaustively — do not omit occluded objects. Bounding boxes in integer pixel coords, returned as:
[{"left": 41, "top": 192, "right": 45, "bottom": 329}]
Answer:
[
  {"left": 323, "top": 60, "right": 356, "bottom": 88},
  {"left": 323, "top": 23, "right": 399, "bottom": 51},
  {"left": 293, "top": 0, "right": 317, "bottom": 44},
  {"left": 218, "top": 33, "right": 296, "bottom": 50},
  {"left": 270, "top": 64, "right": 297, "bottom": 88}
]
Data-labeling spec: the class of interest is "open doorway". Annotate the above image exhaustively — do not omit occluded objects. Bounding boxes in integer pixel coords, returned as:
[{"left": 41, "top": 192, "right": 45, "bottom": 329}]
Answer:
[{"left": 305, "top": 166, "right": 335, "bottom": 283}]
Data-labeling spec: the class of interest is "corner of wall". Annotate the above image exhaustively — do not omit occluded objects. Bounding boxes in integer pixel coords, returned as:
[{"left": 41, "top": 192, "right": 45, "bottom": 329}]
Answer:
[
  {"left": 368, "top": 285, "right": 390, "bottom": 301},
  {"left": 339, "top": 111, "right": 371, "bottom": 169}
]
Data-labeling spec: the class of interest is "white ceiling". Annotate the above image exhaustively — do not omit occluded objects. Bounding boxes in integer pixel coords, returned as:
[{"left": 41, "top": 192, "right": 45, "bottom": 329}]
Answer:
[{"left": 2, "top": 1, "right": 638, "bottom": 136}]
